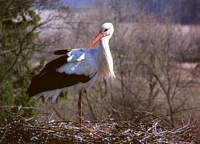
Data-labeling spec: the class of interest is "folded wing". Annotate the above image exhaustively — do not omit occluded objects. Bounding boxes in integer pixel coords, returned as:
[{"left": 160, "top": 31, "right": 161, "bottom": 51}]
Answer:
[{"left": 27, "top": 48, "right": 98, "bottom": 98}]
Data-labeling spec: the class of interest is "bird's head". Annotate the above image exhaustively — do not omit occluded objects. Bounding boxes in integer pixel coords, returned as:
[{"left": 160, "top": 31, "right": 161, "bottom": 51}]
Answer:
[
  {"left": 100, "top": 22, "right": 114, "bottom": 38},
  {"left": 88, "top": 22, "right": 114, "bottom": 50}
]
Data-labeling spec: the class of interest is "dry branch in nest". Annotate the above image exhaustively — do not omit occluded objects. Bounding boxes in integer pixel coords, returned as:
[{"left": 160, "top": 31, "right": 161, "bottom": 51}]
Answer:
[{"left": 0, "top": 111, "right": 197, "bottom": 143}]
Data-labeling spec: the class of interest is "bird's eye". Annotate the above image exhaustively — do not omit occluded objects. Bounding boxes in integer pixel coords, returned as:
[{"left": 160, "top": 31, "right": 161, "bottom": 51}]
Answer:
[{"left": 104, "top": 28, "right": 108, "bottom": 32}]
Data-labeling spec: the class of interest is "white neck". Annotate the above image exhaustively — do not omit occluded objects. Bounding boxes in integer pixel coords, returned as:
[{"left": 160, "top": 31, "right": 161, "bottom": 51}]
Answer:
[{"left": 97, "top": 37, "right": 115, "bottom": 78}]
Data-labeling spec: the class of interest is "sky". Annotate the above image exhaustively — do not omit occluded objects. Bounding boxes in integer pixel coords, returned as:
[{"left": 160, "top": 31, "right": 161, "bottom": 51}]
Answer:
[{"left": 62, "top": 0, "right": 96, "bottom": 8}]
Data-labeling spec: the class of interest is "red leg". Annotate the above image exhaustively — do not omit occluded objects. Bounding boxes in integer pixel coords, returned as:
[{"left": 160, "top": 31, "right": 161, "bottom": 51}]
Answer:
[{"left": 78, "top": 91, "right": 82, "bottom": 128}]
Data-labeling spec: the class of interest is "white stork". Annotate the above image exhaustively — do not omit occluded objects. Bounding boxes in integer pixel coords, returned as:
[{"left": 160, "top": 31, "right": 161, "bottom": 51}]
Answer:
[{"left": 27, "top": 22, "right": 115, "bottom": 127}]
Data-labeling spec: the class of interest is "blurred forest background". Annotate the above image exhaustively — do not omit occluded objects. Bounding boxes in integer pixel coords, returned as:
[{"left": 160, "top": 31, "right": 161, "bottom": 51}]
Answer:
[{"left": 1, "top": 0, "right": 200, "bottom": 141}]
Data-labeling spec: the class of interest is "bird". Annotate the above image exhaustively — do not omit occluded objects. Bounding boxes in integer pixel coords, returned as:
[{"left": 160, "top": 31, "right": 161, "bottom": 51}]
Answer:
[{"left": 27, "top": 22, "right": 115, "bottom": 127}]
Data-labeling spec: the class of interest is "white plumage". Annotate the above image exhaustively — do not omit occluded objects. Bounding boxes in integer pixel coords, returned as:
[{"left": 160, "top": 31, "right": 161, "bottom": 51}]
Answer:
[
  {"left": 27, "top": 22, "right": 115, "bottom": 127},
  {"left": 33, "top": 48, "right": 99, "bottom": 102},
  {"left": 58, "top": 48, "right": 98, "bottom": 76}
]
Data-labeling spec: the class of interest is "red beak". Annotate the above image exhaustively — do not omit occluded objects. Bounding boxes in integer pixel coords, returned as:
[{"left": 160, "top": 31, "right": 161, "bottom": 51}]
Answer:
[{"left": 88, "top": 32, "right": 103, "bottom": 50}]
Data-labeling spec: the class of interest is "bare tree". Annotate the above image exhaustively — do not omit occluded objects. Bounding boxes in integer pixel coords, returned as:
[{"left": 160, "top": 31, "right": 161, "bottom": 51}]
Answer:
[{"left": 33, "top": 2, "right": 200, "bottom": 128}]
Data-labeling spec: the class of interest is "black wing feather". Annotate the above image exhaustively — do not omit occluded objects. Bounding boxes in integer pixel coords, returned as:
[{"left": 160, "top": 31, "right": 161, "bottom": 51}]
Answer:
[
  {"left": 41, "top": 55, "right": 68, "bottom": 72},
  {"left": 27, "top": 71, "right": 93, "bottom": 97},
  {"left": 27, "top": 50, "right": 95, "bottom": 97},
  {"left": 54, "top": 49, "right": 70, "bottom": 55}
]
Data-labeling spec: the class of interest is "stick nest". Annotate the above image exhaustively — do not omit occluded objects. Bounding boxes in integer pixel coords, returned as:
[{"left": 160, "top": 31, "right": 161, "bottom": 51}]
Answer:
[{"left": 0, "top": 111, "right": 197, "bottom": 143}]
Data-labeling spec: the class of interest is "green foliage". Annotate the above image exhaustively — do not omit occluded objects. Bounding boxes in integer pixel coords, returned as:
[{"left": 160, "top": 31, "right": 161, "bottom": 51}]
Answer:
[{"left": 0, "top": 0, "right": 41, "bottom": 122}]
